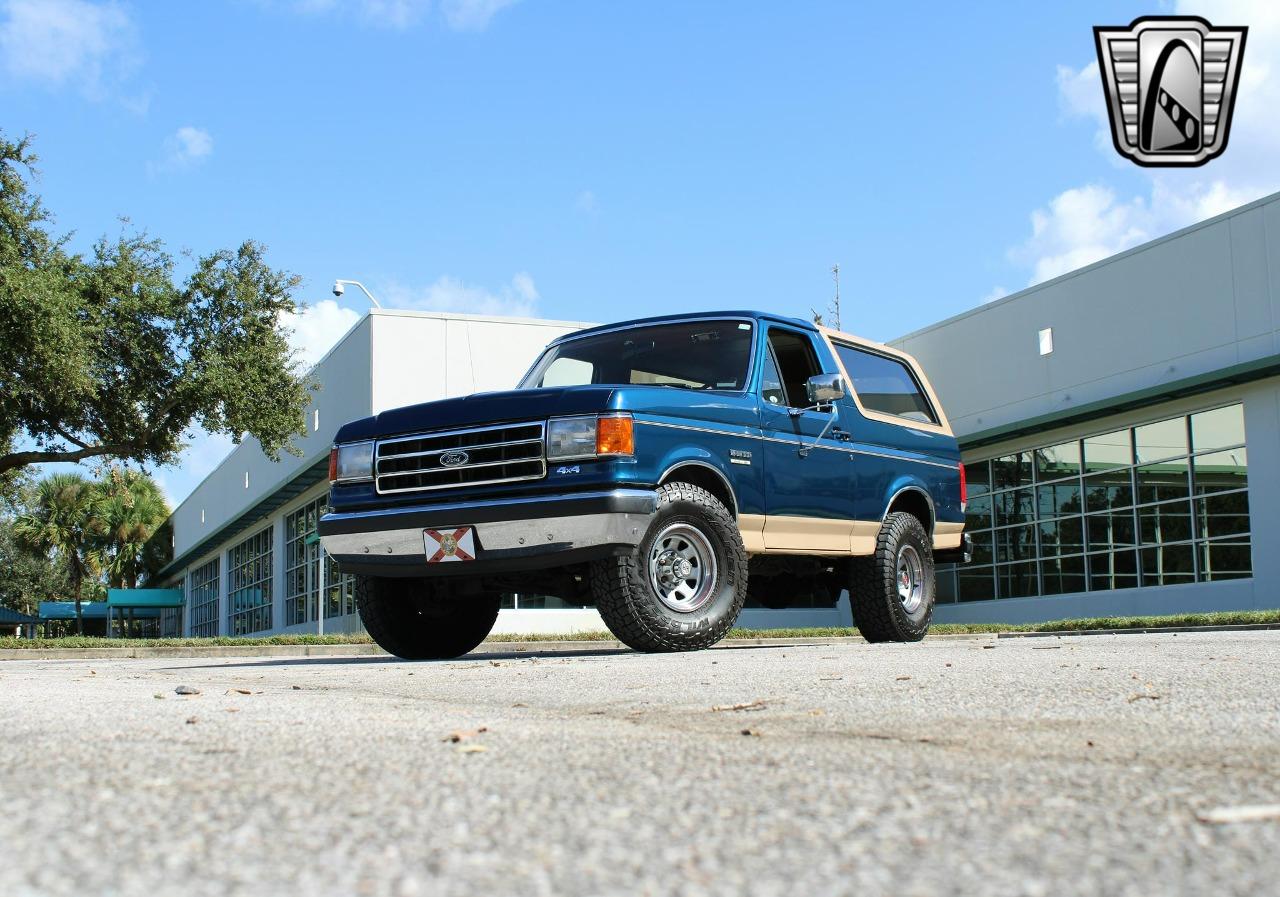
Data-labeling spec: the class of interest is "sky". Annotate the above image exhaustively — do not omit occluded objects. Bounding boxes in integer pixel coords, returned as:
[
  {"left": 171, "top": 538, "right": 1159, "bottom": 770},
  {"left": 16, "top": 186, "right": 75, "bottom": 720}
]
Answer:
[{"left": 3, "top": 0, "right": 1278, "bottom": 507}]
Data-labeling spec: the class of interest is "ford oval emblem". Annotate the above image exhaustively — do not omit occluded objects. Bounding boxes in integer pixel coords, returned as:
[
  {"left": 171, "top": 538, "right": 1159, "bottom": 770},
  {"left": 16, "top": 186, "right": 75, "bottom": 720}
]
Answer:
[{"left": 439, "top": 451, "right": 470, "bottom": 468}]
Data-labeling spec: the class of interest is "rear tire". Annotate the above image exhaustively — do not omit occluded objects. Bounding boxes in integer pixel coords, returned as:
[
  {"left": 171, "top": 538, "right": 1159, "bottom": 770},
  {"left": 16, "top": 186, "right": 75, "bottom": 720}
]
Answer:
[
  {"left": 849, "top": 512, "right": 935, "bottom": 642},
  {"left": 590, "top": 482, "right": 747, "bottom": 652},
  {"left": 355, "top": 576, "right": 500, "bottom": 659}
]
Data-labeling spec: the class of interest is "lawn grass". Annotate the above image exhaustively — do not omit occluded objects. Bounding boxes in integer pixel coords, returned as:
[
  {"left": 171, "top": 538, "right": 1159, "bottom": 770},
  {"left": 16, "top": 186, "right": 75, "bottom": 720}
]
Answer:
[{"left": 2, "top": 608, "right": 1277, "bottom": 649}]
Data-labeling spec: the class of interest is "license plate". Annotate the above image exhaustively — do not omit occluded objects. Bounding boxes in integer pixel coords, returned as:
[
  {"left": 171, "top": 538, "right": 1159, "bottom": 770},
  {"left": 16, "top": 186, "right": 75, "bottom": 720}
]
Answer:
[{"left": 424, "top": 527, "right": 477, "bottom": 563}]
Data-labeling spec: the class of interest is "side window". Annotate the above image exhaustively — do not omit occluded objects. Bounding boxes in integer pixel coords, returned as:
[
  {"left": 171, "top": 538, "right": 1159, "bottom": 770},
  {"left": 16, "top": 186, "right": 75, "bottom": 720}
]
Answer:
[
  {"left": 766, "top": 329, "right": 822, "bottom": 408},
  {"left": 759, "top": 350, "right": 785, "bottom": 405},
  {"left": 834, "top": 343, "right": 938, "bottom": 424}
]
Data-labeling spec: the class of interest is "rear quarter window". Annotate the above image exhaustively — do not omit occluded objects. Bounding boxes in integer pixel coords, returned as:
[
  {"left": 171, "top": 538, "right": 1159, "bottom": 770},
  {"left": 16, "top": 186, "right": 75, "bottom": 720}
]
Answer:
[{"left": 834, "top": 343, "right": 938, "bottom": 425}]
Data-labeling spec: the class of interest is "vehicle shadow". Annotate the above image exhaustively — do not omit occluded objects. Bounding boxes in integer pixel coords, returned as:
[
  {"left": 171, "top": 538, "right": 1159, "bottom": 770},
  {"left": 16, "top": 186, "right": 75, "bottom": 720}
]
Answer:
[{"left": 156, "top": 641, "right": 800, "bottom": 671}]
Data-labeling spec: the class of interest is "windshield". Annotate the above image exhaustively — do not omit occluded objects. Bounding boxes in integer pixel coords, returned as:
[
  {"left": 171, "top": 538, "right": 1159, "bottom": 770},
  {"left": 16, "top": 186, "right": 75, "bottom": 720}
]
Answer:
[{"left": 520, "top": 320, "right": 755, "bottom": 390}]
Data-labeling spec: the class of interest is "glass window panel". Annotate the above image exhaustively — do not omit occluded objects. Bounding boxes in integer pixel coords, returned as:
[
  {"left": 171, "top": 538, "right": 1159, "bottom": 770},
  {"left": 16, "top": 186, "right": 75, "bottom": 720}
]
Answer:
[
  {"left": 1191, "top": 404, "right": 1245, "bottom": 453},
  {"left": 968, "top": 529, "right": 993, "bottom": 565},
  {"left": 1198, "top": 539, "right": 1252, "bottom": 582},
  {"left": 994, "top": 488, "right": 1035, "bottom": 526},
  {"left": 1134, "top": 417, "right": 1188, "bottom": 463},
  {"left": 991, "top": 453, "right": 1032, "bottom": 490},
  {"left": 1083, "top": 429, "right": 1132, "bottom": 473},
  {"left": 996, "top": 562, "right": 1038, "bottom": 598},
  {"left": 1086, "top": 510, "right": 1137, "bottom": 550},
  {"left": 1135, "top": 457, "right": 1190, "bottom": 503},
  {"left": 958, "top": 567, "right": 995, "bottom": 602},
  {"left": 1087, "top": 549, "right": 1138, "bottom": 591},
  {"left": 1040, "top": 554, "right": 1086, "bottom": 596},
  {"left": 1035, "top": 441, "right": 1081, "bottom": 481},
  {"left": 965, "top": 460, "right": 992, "bottom": 499},
  {"left": 187, "top": 558, "right": 220, "bottom": 638},
  {"left": 834, "top": 343, "right": 938, "bottom": 423},
  {"left": 1195, "top": 492, "right": 1251, "bottom": 539},
  {"left": 1138, "top": 501, "right": 1194, "bottom": 545},
  {"left": 964, "top": 493, "right": 993, "bottom": 531},
  {"left": 1038, "top": 517, "right": 1084, "bottom": 556},
  {"left": 1037, "top": 482, "right": 1082, "bottom": 517},
  {"left": 1193, "top": 448, "right": 1248, "bottom": 495},
  {"left": 994, "top": 524, "right": 1037, "bottom": 563},
  {"left": 1083, "top": 469, "right": 1134, "bottom": 511},
  {"left": 1139, "top": 543, "right": 1195, "bottom": 586},
  {"left": 934, "top": 567, "right": 958, "bottom": 604}
]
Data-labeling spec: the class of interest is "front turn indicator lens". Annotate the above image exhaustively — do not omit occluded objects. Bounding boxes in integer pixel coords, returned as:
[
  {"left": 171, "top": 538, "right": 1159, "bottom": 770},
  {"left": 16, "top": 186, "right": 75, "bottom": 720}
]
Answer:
[{"left": 596, "top": 415, "right": 634, "bottom": 456}]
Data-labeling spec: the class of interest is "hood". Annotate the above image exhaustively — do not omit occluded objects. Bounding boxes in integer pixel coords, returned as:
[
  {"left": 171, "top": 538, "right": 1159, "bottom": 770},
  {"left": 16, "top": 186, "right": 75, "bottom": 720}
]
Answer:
[{"left": 334, "top": 386, "right": 619, "bottom": 442}]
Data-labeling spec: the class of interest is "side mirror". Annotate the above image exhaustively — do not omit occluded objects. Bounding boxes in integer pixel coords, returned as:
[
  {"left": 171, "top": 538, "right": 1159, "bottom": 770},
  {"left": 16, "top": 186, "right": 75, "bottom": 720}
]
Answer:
[{"left": 805, "top": 373, "right": 845, "bottom": 406}]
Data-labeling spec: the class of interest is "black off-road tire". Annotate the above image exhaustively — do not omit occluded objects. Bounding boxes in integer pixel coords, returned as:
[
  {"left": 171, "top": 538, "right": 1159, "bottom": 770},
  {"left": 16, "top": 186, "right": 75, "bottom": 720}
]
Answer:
[
  {"left": 590, "top": 482, "right": 748, "bottom": 653},
  {"left": 355, "top": 576, "right": 500, "bottom": 660},
  {"left": 849, "top": 511, "right": 935, "bottom": 643}
]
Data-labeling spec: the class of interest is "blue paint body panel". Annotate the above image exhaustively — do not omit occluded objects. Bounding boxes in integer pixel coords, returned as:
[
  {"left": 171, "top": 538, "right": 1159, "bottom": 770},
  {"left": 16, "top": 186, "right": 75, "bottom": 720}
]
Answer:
[{"left": 328, "top": 310, "right": 964, "bottom": 535}]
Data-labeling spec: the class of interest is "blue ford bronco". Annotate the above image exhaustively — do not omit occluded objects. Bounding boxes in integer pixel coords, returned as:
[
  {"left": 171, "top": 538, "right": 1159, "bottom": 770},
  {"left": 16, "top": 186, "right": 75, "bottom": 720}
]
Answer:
[{"left": 319, "top": 311, "right": 970, "bottom": 658}]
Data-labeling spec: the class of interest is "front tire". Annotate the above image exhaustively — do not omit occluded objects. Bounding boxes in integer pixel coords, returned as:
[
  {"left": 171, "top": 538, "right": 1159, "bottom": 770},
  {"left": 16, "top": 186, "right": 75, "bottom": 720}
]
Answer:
[
  {"left": 355, "top": 576, "right": 500, "bottom": 659},
  {"left": 591, "top": 482, "right": 748, "bottom": 652},
  {"left": 849, "top": 512, "right": 935, "bottom": 642}
]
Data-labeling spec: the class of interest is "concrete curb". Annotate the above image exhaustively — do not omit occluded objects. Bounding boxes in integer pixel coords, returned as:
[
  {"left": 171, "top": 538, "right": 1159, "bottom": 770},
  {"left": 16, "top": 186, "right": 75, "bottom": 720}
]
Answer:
[
  {"left": 996, "top": 622, "right": 1280, "bottom": 639},
  {"left": 0, "top": 633, "right": 999, "bottom": 661}
]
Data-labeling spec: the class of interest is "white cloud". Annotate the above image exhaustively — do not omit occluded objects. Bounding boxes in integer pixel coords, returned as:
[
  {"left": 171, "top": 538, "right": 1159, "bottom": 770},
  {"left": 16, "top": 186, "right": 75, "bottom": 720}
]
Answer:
[
  {"left": 979, "top": 286, "right": 1009, "bottom": 304},
  {"left": 279, "top": 298, "right": 363, "bottom": 370},
  {"left": 381, "top": 272, "right": 540, "bottom": 317},
  {"left": 440, "top": 0, "right": 519, "bottom": 31},
  {"left": 1012, "top": 1, "right": 1280, "bottom": 287},
  {"left": 575, "top": 189, "right": 598, "bottom": 214},
  {"left": 0, "top": 0, "right": 139, "bottom": 97},
  {"left": 159, "top": 126, "right": 214, "bottom": 169}
]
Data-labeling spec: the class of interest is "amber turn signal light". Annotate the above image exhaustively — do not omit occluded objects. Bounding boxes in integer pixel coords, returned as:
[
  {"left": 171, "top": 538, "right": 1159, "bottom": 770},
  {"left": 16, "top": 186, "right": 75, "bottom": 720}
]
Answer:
[
  {"left": 328, "top": 446, "right": 339, "bottom": 484},
  {"left": 595, "top": 415, "right": 634, "bottom": 456}
]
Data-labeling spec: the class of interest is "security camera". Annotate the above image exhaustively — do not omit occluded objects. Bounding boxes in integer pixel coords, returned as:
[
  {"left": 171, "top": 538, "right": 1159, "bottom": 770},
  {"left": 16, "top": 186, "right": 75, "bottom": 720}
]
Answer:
[{"left": 332, "top": 280, "right": 345, "bottom": 298}]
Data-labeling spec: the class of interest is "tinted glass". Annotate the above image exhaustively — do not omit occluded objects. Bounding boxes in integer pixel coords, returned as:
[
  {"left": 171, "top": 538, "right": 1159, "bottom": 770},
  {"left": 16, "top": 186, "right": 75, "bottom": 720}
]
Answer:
[
  {"left": 1138, "top": 501, "right": 1193, "bottom": 544},
  {"left": 1036, "top": 441, "right": 1081, "bottom": 481},
  {"left": 1191, "top": 405, "right": 1246, "bottom": 452},
  {"left": 1041, "top": 555, "right": 1086, "bottom": 595},
  {"left": 1037, "top": 482, "right": 1082, "bottom": 517},
  {"left": 992, "top": 453, "right": 1032, "bottom": 490},
  {"left": 965, "top": 461, "right": 992, "bottom": 499},
  {"left": 1193, "top": 448, "right": 1247, "bottom": 495},
  {"left": 1140, "top": 544, "right": 1196, "bottom": 586},
  {"left": 1196, "top": 492, "right": 1251, "bottom": 539},
  {"left": 1199, "top": 539, "right": 1251, "bottom": 581},
  {"left": 1083, "top": 429, "right": 1132, "bottom": 472},
  {"left": 521, "top": 321, "right": 754, "bottom": 390},
  {"left": 833, "top": 343, "right": 937, "bottom": 423},
  {"left": 1135, "top": 417, "right": 1187, "bottom": 463},
  {"left": 1135, "top": 457, "right": 1190, "bottom": 503}
]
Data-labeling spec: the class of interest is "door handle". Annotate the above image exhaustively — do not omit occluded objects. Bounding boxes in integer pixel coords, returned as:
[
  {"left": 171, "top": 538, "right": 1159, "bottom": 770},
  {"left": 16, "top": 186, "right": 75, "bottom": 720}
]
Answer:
[{"left": 831, "top": 427, "right": 852, "bottom": 442}]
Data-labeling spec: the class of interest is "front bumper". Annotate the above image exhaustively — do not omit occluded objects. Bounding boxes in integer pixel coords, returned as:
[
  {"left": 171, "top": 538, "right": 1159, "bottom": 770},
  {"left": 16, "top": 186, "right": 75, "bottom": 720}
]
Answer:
[{"left": 318, "top": 489, "right": 658, "bottom": 578}]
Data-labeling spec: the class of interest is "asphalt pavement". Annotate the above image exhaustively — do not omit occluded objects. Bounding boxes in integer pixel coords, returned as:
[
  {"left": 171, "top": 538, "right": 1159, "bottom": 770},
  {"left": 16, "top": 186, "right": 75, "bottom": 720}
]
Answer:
[{"left": 1, "top": 631, "right": 1278, "bottom": 897}]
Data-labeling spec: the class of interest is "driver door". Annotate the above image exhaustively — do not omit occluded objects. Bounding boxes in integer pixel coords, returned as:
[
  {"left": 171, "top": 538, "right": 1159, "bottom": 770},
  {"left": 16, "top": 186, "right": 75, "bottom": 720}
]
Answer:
[{"left": 758, "top": 326, "right": 858, "bottom": 550}]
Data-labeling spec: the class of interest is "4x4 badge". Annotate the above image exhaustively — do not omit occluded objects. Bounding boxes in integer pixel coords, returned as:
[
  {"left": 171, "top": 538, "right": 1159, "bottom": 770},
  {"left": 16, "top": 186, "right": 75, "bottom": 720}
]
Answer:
[{"left": 1093, "top": 16, "right": 1247, "bottom": 167}]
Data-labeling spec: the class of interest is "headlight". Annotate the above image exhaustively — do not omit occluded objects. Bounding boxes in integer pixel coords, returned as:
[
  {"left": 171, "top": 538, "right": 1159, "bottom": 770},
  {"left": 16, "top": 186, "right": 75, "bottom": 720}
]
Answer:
[
  {"left": 546, "top": 414, "right": 634, "bottom": 460},
  {"left": 546, "top": 417, "right": 598, "bottom": 460},
  {"left": 329, "top": 441, "right": 375, "bottom": 483}
]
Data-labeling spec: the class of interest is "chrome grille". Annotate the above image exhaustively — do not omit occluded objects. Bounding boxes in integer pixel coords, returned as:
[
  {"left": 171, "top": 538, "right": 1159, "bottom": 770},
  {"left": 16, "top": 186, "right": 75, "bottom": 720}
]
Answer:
[{"left": 375, "top": 422, "right": 546, "bottom": 494}]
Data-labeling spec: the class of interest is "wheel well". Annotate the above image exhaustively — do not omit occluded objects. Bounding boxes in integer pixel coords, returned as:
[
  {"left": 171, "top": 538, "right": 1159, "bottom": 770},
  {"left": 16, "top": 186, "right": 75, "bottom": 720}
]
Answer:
[
  {"left": 659, "top": 464, "right": 737, "bottom": 518},
  {"left": 886, "top": 488, "right": 933, "bottom": 535}
]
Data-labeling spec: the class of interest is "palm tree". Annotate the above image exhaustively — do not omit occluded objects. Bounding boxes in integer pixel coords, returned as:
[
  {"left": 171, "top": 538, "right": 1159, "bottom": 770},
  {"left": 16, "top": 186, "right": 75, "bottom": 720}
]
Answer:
[
  {"left": 13, "top": 472, "right": 103, "bottom": 634},
  {"left": 96, "top": 468, "right": 171, "bottom": 589}
]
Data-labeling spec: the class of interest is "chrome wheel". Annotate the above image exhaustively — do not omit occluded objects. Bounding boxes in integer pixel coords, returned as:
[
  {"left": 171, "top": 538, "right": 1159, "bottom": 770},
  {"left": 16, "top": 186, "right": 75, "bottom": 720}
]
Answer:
[
  {"left": 896, "top": 544, "right": 925, "bottom": 614},
  {"left": 647, "top": 522, "right": 718, "bottom": 613}
]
